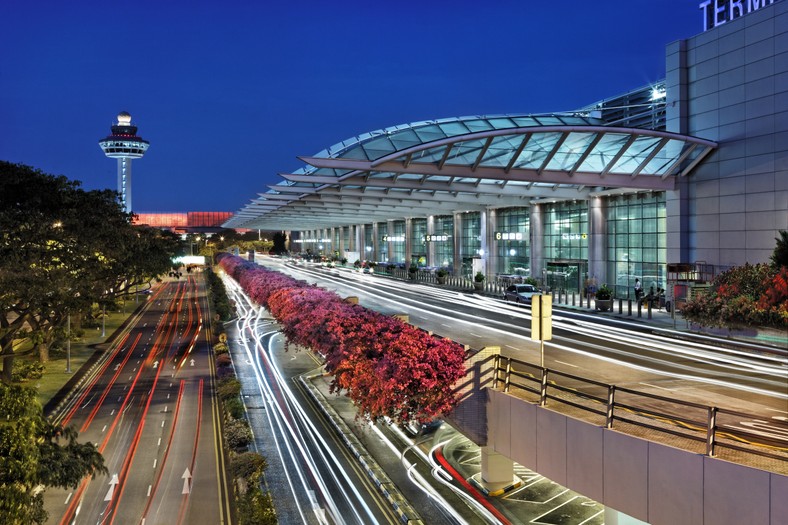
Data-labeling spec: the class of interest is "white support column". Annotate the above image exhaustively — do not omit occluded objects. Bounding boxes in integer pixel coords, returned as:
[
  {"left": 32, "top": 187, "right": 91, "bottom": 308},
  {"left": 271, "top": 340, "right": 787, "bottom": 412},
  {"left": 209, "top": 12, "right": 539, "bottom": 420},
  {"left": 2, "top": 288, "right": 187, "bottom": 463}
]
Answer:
[
  {"left": 405, "top": 218, "right": 413, "bottom": 268},
  {"left": 453, "top": 212, "right": 462, "bottom": 277},
  {"left": 479, "top": 446, "right": 514, "bottom": 485},
  {"left": 427, "top": 216, "right": 436, "bottom": 267},
  {"left": 372, "top": 223, "right": 380, "bottom": 262},
  {"left": 588, "top": 196, "right": 607, "bottom": 285},
  {"left": 480, "top": 210, "right": 489, "bottom": 276},
  {"left": 387, "top": 220, "right": 395, "bottom": 263},
  {"left": 530, "top": 205, "right": 544, "bottom": 287}
]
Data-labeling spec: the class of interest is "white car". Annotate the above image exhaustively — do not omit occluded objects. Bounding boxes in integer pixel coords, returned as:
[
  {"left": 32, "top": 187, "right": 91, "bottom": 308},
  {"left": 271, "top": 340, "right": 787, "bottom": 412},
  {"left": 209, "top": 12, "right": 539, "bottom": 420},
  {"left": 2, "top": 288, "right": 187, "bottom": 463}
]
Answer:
[{"left": 503, "top": 284, "right": 537, "bottom": 304}]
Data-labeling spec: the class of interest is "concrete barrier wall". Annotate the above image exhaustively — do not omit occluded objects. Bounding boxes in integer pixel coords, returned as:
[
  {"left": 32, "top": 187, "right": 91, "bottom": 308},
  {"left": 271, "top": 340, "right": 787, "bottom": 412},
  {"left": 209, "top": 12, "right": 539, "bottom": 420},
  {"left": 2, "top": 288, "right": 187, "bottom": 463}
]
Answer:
[{"left": 488, "top": 389, "right": 787, "bottom": 525}]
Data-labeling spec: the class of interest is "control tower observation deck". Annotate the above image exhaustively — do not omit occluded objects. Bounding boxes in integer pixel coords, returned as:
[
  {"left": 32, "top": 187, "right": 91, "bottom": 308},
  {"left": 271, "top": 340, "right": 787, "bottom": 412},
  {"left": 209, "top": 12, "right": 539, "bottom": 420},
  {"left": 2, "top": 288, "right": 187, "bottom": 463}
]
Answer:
[{"left": 99, "top": 111, "right": 149, "bottom": 213}]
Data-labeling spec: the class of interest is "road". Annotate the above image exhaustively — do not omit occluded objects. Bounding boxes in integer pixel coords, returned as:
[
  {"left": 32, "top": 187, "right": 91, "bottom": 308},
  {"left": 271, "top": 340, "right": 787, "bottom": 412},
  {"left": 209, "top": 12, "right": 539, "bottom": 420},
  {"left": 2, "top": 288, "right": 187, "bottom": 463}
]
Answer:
[{"left": 44, "top": 274, "right": 231, "bottom": 525}]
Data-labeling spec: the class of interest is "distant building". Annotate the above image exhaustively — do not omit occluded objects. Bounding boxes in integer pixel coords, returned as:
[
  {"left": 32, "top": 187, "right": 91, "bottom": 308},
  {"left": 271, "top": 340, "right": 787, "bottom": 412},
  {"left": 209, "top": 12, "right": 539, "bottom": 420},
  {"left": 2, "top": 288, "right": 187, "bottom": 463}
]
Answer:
[{"left": 133, "top": 211, "right": 235, "bottom": 234}]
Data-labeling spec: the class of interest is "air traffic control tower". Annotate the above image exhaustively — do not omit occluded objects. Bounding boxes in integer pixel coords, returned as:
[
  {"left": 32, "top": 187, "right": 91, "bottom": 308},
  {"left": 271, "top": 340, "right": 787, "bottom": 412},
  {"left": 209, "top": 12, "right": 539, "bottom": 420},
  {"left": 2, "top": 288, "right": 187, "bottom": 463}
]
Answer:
[{"left": 99, "top": 111, "right": 149, "bottom": 213}]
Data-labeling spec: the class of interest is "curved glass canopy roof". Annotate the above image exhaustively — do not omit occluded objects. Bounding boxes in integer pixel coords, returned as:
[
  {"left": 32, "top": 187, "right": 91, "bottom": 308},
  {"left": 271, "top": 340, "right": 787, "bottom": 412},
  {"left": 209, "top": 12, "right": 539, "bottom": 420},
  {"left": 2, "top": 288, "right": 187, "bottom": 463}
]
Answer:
[{"left": 225, "top": 114, "right": 716, "bottom": 230}]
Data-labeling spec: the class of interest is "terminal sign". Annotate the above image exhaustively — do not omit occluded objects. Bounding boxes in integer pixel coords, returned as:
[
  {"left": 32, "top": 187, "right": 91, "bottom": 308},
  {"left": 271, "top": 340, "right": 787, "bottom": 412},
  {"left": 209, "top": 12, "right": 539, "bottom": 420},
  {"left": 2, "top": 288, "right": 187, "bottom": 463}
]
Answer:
[
  {"left": 495, "top": 231, "right": 523, "bottom": 241},
  {"left": 699, "top": 0, "right": 778, "bottom": 32},
  {"left": 425, "top": 234, "right": 449, "bottom": 242}
]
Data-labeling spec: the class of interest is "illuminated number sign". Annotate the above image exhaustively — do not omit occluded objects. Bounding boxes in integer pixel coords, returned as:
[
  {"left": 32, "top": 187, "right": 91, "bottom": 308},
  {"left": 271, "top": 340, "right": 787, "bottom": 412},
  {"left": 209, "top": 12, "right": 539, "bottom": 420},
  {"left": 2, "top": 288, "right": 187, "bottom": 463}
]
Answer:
[
  {"left": 383, "top": 235, "right": 405, "bottom": 242},
  {"left": 699, "top": 0, "right": 778, "bottom": 32},
  {"left": 561, "top": 233, "right": 588, "bottom": 241},
  {"left": 425, "top": 234, "right": 449, "bottom": 242},
  {"left": 495, "top": 231, "right": 524, "bottom": 241}
]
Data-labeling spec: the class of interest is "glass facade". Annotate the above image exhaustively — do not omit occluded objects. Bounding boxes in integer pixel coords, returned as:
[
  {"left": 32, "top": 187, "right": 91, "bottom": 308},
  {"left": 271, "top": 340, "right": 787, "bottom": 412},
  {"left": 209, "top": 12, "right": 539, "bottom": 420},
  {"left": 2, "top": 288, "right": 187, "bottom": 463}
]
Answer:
[
  {"left": 460, "top": 212, "right": 481, "bottom": 278},
  {"left": 411, "top": 218, "right": 427, "bottom": 266},
  {"left": 607, "top": 193, "right": 666, "bottom": 299},
  {"left": 495, "top": 207, "right": 529, "bottom": 276},
  {"left": 543, "top": 202, "right": 588, "bottom": 293},
  {"left": 433, "top": 215, "right": 454, "bottom": 269},
  {"left": 363, "top": 224, "right": 373, "bottom": 261},
  {"left": 391, "top": 220, "right": 405, "bottom": 263}
]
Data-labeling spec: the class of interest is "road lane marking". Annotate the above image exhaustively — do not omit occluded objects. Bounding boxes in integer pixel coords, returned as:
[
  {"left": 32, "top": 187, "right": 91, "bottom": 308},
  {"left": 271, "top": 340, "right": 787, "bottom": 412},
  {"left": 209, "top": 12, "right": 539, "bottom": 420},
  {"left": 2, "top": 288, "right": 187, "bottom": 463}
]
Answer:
[
  {"left": 505, "top": 345, "right": 521, "bottom": 351},
  {"left": 147, "top": 485, "right": 152, "bottom": 497},
  {"left": 102, "top": 425, "right": 107, "bottom": 432},
  {"left": 469, "top": 332, "right": 482, "bottom": 337},
  {"left": 153, "top": 459, "right": 157, "bottom": 469},
  {"left": 157, "top": 437, "right": 162, "bottom": 447},
  {"left": 554, "top": 360, "right": 579, "bottom": 368},
  {"left": 64, "top": 492, "right": 72, "bottom": 505}
]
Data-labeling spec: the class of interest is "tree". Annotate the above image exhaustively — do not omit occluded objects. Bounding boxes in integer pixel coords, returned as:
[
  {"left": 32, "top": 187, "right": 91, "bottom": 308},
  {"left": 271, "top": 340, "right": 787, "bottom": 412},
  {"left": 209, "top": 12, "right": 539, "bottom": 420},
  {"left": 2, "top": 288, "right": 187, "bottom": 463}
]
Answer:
[
  {"left": 0, "top": 162, "right": 179, "bottom": 379},
  {"left": 771, "top": 230, "right": 788, "bottom": 269},
  {"left": 0, "top": 383, "right": 106, "bottom": 524}
]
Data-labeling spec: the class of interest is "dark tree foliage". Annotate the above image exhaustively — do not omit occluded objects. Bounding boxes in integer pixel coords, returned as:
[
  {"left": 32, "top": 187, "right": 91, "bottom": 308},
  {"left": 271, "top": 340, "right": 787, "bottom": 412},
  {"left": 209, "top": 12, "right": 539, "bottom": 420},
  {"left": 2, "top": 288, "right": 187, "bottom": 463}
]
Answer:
[
  {"left": 0, "top": 383, "right": 106, "bottom": 524},
  {"left": 0, "top": 161, "right": 178, "bottom": 380},
  {"left": 771, "top": 230, "right": 788, "bottom": 269}
]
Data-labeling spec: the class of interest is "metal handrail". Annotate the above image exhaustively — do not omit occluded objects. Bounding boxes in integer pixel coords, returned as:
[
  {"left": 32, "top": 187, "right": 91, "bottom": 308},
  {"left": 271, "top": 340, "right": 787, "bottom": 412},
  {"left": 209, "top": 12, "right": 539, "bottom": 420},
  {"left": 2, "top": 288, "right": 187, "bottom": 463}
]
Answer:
[{"left": 492, "top": 355, "right": 788, "bottom": 464}]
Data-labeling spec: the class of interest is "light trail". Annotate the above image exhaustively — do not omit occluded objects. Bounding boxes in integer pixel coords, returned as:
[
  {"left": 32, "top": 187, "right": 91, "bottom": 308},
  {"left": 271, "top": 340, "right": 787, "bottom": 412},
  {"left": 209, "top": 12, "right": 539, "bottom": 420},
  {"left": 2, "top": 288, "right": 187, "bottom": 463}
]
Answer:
[
  {"left": 225, "top": 275, "right": 384, "bottom": 524},
  {"left": 279, "top": 262, "right": 788, "bottom": 399}
]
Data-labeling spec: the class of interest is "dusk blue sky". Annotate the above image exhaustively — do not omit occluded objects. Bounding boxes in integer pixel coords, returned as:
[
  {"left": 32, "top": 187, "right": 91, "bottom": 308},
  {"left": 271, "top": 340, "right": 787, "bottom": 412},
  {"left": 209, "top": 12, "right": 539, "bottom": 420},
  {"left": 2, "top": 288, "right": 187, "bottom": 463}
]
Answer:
[{"left": 2, "top": 1, "right": 703, "bottom": 213}]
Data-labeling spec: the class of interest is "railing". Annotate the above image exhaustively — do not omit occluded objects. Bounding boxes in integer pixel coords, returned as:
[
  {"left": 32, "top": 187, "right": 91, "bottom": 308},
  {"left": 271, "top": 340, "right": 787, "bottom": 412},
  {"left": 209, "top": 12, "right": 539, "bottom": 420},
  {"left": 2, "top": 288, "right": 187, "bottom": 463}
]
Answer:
[{"left": 491, "top": 354, "right": 788, "bottom": 466}]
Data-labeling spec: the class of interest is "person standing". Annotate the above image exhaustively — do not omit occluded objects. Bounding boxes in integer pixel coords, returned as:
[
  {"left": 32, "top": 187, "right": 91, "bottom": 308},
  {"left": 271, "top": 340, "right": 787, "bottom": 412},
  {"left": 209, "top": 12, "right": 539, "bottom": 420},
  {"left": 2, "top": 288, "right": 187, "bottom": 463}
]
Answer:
[{"left": 634, "top": 278, "right": 642, "bottom": 301}]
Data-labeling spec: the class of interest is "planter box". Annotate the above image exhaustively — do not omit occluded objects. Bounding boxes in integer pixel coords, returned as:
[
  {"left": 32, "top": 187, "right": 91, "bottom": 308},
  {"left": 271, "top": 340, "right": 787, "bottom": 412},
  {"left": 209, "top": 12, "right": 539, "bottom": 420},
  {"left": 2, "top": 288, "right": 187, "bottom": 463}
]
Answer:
[
  {"left": 473, "top": 281, "right": 484, "bottom": 291},
  {"left": 595, "top": 299, "right": 613, "bottom": 311}
]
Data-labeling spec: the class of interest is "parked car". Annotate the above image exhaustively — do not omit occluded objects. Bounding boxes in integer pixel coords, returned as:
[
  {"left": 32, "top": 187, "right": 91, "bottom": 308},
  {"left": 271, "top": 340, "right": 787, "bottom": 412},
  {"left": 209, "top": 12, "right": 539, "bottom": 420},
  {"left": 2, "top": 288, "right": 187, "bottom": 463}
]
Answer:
[
  {"left": 503, "top": 284, "right": 537, "bottom": 304},
  {"left": 403, "top": 419, "right": 444, "bottom": 437}
]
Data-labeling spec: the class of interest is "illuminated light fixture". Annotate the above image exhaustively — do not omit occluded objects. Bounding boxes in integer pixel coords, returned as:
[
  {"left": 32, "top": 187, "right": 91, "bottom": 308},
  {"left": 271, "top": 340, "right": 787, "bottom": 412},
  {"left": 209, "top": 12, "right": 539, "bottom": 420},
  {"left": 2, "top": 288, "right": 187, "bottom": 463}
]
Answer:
[
  {"left": 651, "top": 87, "right": 667, "bottom": 101},
  {"left": 478, "top": 249, "right": 485, "bottom": 256},
  {"left": 509, "top": 249, "right": 517, "bottom": 256}
]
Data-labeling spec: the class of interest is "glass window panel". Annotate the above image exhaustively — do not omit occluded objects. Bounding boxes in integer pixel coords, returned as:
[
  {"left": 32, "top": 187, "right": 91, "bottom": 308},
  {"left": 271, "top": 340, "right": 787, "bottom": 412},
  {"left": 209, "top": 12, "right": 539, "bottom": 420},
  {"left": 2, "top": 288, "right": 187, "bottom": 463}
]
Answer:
[
  {"left": 360, "top": 136, "right": 396, "bottom": 158},
  {"left": 445, "top": 139, "right": 489, "bottom": 166}
]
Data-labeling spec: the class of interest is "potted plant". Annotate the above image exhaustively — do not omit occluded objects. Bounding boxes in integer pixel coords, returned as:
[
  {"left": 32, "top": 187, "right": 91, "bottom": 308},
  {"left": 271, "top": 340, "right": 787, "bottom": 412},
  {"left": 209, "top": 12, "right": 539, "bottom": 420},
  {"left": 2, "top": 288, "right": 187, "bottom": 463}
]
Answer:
[
  {"left": 595, "top": 284, "right": 613, "bottom": 311},
  {"left": 473, "top": 271, "right": 485, "bottom": 291},
  {"left": 436, "top": 267, "right": 449, "bottom": 285}
]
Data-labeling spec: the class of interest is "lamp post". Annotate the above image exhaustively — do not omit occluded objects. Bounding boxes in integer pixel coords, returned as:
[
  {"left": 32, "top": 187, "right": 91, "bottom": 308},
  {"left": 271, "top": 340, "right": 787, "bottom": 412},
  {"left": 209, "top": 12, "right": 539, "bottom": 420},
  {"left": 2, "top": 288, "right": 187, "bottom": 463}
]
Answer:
[{"left": 66, "top": 313, "right": 72, "bottom": 374}]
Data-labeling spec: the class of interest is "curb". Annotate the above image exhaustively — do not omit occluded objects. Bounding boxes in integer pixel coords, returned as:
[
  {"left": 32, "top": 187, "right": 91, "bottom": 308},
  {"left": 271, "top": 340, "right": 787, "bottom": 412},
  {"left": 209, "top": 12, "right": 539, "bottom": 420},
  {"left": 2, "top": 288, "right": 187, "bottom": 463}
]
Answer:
[{"left": 299, "top": 373, "right": 425, "bottom": 525}]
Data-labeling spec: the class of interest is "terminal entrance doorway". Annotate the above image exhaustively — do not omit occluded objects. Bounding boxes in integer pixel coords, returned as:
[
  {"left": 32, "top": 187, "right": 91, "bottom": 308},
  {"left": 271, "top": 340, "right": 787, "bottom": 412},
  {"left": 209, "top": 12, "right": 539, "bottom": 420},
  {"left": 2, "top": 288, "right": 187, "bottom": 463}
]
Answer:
[{"left": 544, "top": 260, "right": 587, "bottom": 294}]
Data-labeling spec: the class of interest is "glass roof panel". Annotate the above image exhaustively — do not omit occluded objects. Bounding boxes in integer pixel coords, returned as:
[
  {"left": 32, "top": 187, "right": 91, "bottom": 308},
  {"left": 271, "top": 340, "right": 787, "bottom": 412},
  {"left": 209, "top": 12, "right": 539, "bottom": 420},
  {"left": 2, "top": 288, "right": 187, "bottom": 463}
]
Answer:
[
  {"left": 464, "top": 119, "right": 495, "bottom": 132},
  {"left": 342, "top": 146, "right": 371, "bottom": 160},
  {"left": 609, "top": 136, "right": 662, "bottom": 173},
  {"left": 513, "top": 132, "right": 563, "bottom": 169},
  {"left": 411, "top": 145, "right": 448, "bottom": 164},
  {"left": 438, "top": 121, "right": 471, "bottom": 137},
  {"left": 413, "top": 124, "right": 448, "bottom": 144},
  {"left": 479, "top": 134, "right": 527, "bottom": 168},
  {"left": 487, "top": 117, "right": 517, "bottom": 129},
  {"left": 576, "top": 133, "right": 631, "bottom": 172},
  {"left": 533, "top": 116, "right": 566, "bottom": 126},
  {"left": 642, "top": 139, "right": 687, "bottom": 175},
  {"left": 389, "top": 129, "right": 423, "bottom": 150},
  {"left": 545, "top": 132, "right": 598, "bottom": 171},
  {"left": 359, "top": 136, "right": 397, "bottom": 160},
  {"left": 444, "top": 138, "right": 489, "bottom": 166},
  {"left": 511, "top": 117, "right": 538, "bottom": 127}
]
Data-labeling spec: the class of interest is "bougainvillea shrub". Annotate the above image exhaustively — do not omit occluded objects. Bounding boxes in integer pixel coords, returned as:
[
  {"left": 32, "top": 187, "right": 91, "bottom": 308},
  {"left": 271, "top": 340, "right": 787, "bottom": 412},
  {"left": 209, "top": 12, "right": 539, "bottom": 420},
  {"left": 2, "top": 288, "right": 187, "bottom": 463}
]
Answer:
[
  {"left": 682, "top": 263, "right": 788, "bottom": 329},
  {"left": 216, "top": 253, "right": 467, "bottom": 423}
]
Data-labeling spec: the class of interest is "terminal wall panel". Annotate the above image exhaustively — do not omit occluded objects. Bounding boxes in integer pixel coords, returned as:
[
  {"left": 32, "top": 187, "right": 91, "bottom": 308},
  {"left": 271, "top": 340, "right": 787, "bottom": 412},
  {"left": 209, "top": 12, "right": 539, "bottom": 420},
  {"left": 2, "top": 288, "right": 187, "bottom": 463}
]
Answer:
[
  {"left": 603, "top": 431, "right": 649, "bottom": 522},
  {"left": 647, "top": 442, "right": 703, "bottom": 525},
  {"left": 509, "top": 393, "right": 537, "bottom": 468},
  {"left": 535, "top": 408, "right": 568, "bottom": 487},
  {"left": 771, "top": 474, "right": 788, "bottom": 525},
  {"left": 702, "top": 458, "right": 770, "bottom": 525},
  {"left": 565, "top": 418, "right": 604, "bottom": 503}
]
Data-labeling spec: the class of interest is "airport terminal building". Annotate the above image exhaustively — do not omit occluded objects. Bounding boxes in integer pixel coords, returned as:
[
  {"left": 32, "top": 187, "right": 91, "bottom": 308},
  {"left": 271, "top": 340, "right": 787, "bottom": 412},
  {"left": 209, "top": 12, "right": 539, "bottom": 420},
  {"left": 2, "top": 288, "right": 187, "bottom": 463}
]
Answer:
[{"left": 225, "top": 0, "right": 787, "bottom": 299}]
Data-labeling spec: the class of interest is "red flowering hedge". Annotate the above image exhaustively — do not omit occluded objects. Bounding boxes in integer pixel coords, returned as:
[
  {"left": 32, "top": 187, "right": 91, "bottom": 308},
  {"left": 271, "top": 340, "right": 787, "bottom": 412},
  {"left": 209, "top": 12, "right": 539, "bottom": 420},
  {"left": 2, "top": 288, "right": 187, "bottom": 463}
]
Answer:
[
  {"left": 682, "top": 263, "right": 788, "bottom": 329},
  {"left": 217, "top": 253, "right": 466, "bottom": 423}
]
